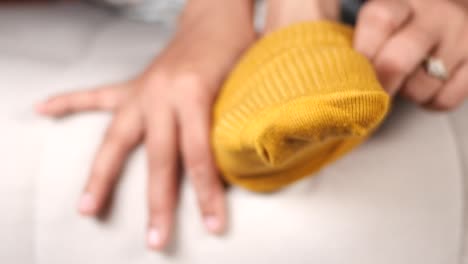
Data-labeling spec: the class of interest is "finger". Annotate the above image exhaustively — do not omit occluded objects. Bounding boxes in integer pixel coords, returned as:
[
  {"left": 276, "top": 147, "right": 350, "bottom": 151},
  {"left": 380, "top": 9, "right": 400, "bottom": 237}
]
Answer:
[
  {"left": 78, "top": 103, "right": 143, "bottom": 216},
  {"left": 401, "top": 29, "right": 462, "bottom": 105},
  {"left": 145, "top": 106, "right": 179, "bottom": 251},
  {"left": 374, "top": 19, "right": 440, "bottom": 95},
  {"left": 178, "top": 91, "right": 227, "bottom": 235},
  {"left": 354, "top": 0, "right": 411, "bottom": 61},
  {"left": 36, "top": 83, "right": 130, "bottom": 117},
  {"left": 400, "top": 67, "right": 443, "bottom": 104},
  {"left": 429, "top": 61, "right": 468, "bottom": 110},
  {"left": 401, "top": 6, "right": 466, "bottom": 105}
]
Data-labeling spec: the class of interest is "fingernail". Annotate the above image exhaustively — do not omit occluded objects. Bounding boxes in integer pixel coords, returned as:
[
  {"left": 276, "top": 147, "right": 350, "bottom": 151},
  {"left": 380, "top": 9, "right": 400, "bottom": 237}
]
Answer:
[
  {"left": 204, "top": 215, "right": 221, "bottom": 233},
  {"left": 78, "top": 193, "right": 96, "bottom": 215},
  {"left": 147, "top": 228, "right": 162, "bottom": 249}
]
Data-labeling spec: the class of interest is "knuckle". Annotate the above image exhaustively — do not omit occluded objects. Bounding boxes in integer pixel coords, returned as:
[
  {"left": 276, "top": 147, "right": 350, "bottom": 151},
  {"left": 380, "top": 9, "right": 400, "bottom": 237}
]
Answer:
[
  {"left": 197, "top": 183, "right": 223, "bottom": 212},
  {"left": 403, "top": 72, "right": 440, "bottom": 104},
  {"left": 61, "top": 103, "right": 76, "bottom": 114},
  {"left": 140, "top": 68, "right": 212, "bottom": 107},
  {"left": 50, "top": 94, "right": 68, "bottom": 104},
  {"left": 151, "top": 158, "right": 174, "bottom": 175},
  {"left": 139, "top": 72, "right": 169, "bottom": 96},
  {"left": 361, "top": 2, "right": 400, "bottom": 33},
  {"left": 174, "top": 71, "right": 211, "bottom": 100},
  {"left": 91, "top": 161, "right": 116, "bottom": 188},
  {"left": 174, "top": 73, "right": 211, "bottom": 110},
  {"left": 433, "top": 96, "right": 459, "bottom": 111},
  {"left": 95, "top": 90, "right": 116, "bottom": 107},
  {"left": 195, "top": 178, "right": 218, "bottom": 204},
  {"left": 148, "top": 181, "right": 177, "bottom": 214},
  {"left": 174, "top": 70, "right": 206, "bottom": 90},
  {"left": 106, "top": 126, "right": 126, "bottom": 142},
  {"left": 185, "top": 153, "right": 211, "bottom": 177},
  {"left": 106, "top": 123, "right": 137, "bottom": 147},
  {"left": 81, "top": 91, "right": 96, "bottom": 102},
  {"left": 378, "top": 55, "right": 411, "bottom": 76},
  {"left": 92, "top": 164, "right": 110, "bottom": 183},
  {"left": 148, "top": 150, "right": 175, "bottom": 175},
  {"left": 185, "top": 154, "right": 219, "bottom": 202},
  {"left": 50, "top": 96, "right": 70, "bottom": 110},
  {"left": 174, "top": 73, "right": 210, "bottom": 103},
  {"left": 149, "top": 200, "right": 174, "bottom": 216},
  {"left": 402, "top": 86, "right": 426, "bottom": 104},
  {"left": 198, "top": 191, "right": 215, "bottom": 210}
]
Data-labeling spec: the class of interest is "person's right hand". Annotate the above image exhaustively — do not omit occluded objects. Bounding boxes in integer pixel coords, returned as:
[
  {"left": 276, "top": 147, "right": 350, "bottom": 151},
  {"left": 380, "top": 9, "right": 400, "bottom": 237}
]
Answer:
[
  {"left": 354, "top": 0, "right": 468, "bottom": 110},
  {"left": 36, "top": 0, "right": 256, "bottom": 251}
]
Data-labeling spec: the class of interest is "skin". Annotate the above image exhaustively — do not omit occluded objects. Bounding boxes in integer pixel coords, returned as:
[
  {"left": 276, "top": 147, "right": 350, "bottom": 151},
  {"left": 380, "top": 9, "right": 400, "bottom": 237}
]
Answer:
[
  {"left": 454, "top": 0, "right": 468, "bottom": 10},
  {"left": 354, "top": 0, "right": 468, "bottom": 110},
  {"left": 266, "top": 0, "right": 468, "bottom": 110},
  {"left": 264, "top": 0, "right": 340, "bottom": 33},
  {"left": 36, "top": 0, "right": 468, "bottom": 252},
  {"left": 37, "top": 0, "right": 256, "bottom": 250}
]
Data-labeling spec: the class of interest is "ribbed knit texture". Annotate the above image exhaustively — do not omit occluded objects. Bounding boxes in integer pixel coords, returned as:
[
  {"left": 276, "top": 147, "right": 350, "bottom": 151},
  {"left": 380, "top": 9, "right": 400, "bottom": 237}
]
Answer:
[{"left": 212, "top": 21, "right": 390, "bottom": 192}]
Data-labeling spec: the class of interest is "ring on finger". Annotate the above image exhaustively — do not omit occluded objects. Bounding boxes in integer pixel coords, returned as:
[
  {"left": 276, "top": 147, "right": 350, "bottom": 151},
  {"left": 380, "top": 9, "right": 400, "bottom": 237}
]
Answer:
[{"left": 425, "top": 56, "right": 449, "bottom": 81}]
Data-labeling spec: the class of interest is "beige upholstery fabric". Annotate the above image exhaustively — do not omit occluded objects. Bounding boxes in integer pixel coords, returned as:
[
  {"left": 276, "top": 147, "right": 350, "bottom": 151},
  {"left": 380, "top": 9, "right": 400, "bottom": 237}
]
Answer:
[
  {"left": 0, "top": 3, "right": 466, "bottom": 264},
  {"left": 450, "top": 103, "right": 468, "bottom": 263}
]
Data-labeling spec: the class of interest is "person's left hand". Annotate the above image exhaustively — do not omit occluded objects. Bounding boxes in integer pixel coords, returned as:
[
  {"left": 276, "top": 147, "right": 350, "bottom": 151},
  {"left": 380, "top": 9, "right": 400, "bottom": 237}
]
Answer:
[
  {"left": 354, "top": 0, "right": 468, "bottom": 110},
  {"left": 36, "top": 0, "right": 256, "bottom": 250}
]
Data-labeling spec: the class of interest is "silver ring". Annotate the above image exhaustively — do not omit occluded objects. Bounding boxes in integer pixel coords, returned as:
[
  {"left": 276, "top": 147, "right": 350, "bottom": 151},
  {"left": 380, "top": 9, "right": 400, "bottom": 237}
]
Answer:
[{"left": 425, "top": 57, "right": 449, "bottom": 81}]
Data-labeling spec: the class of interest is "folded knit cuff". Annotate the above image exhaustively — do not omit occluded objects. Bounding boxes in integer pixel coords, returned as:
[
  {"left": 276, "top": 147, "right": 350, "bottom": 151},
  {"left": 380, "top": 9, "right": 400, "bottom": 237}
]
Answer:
[{"left": 213, "top": 21, "right": 390, "bottom": 192}]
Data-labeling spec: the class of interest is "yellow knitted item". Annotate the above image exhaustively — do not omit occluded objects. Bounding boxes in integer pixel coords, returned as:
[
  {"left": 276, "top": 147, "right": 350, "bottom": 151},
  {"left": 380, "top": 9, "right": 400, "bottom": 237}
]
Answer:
[{"left": 212, "top": 21, "right": 390, "bottom": 192}]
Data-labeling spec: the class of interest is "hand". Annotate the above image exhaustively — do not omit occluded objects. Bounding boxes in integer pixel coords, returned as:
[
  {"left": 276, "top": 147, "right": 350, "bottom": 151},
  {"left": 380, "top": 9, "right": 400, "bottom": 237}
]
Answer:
[
  {"left": 354, "top": 0, "right": 468, "bottom": 110},
  {"left": 36, "top": 0, "right": 255, "bottom": 250}
]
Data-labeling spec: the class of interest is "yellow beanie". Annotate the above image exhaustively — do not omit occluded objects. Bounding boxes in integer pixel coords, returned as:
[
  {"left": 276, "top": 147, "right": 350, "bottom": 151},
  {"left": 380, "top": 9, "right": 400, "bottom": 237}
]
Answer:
[{"left": 212, "top": 21, "right": 390, "bottom": 192}]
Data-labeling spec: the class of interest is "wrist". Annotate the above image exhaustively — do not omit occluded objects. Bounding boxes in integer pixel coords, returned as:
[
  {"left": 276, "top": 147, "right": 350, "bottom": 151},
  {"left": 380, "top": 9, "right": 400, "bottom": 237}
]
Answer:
[
  {"left": 265, "top": 0, "right": 340, "bottom": 33},
  {"left": 172, "top": 0, "right": 256, "bottom": 60},
  {"left": 180, "top": 0, "right": 254, "bottom": 24},
  {"left": 178, "top": 0, "right": 256, "bottom": 43}
]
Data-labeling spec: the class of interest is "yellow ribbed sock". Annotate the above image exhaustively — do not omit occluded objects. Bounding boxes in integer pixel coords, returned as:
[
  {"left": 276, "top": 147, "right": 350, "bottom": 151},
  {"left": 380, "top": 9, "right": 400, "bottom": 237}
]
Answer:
[{"left": 212, "top": 21, "right": 390, "bottom": 192}]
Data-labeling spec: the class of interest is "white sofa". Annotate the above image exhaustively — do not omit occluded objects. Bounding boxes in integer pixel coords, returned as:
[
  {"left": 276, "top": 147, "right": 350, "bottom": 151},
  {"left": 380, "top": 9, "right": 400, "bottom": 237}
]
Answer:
[{"left": 1, "top": 3, "right": 467, "bottom": 264}]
